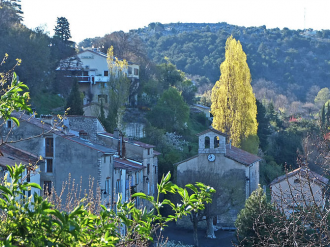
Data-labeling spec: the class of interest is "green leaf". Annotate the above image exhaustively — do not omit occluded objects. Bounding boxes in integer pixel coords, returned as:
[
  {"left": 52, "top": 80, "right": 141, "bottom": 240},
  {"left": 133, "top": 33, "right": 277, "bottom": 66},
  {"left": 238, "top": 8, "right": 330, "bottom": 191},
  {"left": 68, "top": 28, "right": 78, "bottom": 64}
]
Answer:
[{"left": 27, "top": 182, "right": 42, "bottom": 190}]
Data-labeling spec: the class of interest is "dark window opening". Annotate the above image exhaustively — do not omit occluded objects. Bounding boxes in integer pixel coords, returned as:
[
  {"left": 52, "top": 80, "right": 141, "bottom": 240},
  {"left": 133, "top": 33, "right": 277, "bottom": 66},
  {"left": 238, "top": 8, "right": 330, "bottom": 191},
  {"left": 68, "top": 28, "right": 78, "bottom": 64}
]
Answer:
[
  {"left": 148, "top": 148, "right": 150, "bottom": 155},
  {"left": 104, "top": 70, "right": 109, "bottom": 76},
  {"left": 7, "top": 120, "right": 11, "bottom": 128},
  {"left": 45, "top": 138, "right": 54, "bottom": 157},
  {"left": 134, "top": 68, "right": 139, "bottom": 76},
  {"left": 147, "top": 164, "right": 150, "bottom": 175},
  {"left": 205, "top": 136, "right": 210, "bottom": 149},
  {"left": 128, "top": 67, "right": 132, "bottom": 74},
  {"left": 214, "top": 136, "right": 219, "bottom": 148},
  {"left": 155, "top": 166, "right": 157, "bottom": 174},
  {"left": 46, "top": 159, "right": 53, "bottom": 173},
  {"left": 294, "top": 179, "right": 300, "bottom": 184}
]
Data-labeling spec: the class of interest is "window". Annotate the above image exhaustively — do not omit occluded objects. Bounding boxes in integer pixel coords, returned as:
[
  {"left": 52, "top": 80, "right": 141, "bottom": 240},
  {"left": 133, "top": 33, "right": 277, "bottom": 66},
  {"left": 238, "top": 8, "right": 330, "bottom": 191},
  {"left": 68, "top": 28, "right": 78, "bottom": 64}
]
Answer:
[
  {"left": 155, "top": 165, "right": 157, "bottom": 175},
  {"left": 105, "top": 179, "right": 110, "bottom": 194},
  {"left": 294, "top": 179, "right": 300, "bottom": 184},
  {"left": 128, "top": 67, "right": 132, "bottom": 75},
  {"left": 7, "top": 120, "right": 12, "bottom": 128},
  {"left": 147, "top": 164, "right": 150, "bottom": 175},
  {"left": 147, "top": 148, "right": 150, "bottom": 155},
  {"left": 44, "top": 181, "right": 51, "bottom": 195},
  {"left": 205, "top": 136, "right": 210, "bottom": 148},
  {"left": 45, "top": 138, "right": 54, "bottom": 157},
  {"left": 214, "top": 136, "right": 219, "bottom": 148},
  {"left": 116, "top": 180, "right": 121, "bottom": 194},
  {"left": 135, "top": 172, "right": 139, "bottom": 185},
  {"left": 46, "top": 159, "right": 53, "bottom": 173},
  {"left": 104, "top": 70, "right": 109, "bottom": 76},
  {"left": 134, "top": 68, "right": 139, "bottom": 76},
  {"left": 104, "top": 156, "right": 106, "bottom": 163}
]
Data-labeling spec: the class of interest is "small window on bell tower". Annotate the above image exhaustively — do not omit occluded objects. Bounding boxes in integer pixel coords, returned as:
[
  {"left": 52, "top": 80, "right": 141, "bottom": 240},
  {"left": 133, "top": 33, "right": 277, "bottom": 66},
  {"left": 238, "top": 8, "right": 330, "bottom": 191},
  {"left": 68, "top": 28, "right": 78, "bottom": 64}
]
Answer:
[
  {"left": 205, "top": 136, "right": 210, "bottom": 148},
  {"left": 214, "top": 136, "right": 219, "bottom": 148}
]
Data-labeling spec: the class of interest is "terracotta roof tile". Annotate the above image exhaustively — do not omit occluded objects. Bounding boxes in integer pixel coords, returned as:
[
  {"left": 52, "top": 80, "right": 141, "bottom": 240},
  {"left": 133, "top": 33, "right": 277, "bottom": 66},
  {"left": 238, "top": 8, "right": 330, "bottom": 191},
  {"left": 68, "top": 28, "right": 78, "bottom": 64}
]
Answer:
[
  {"left": 225, "top": 145, "right": 261, "bottom": 166},
  {"left": 0, "top": 144, "right": 39, "bottom": 167}
]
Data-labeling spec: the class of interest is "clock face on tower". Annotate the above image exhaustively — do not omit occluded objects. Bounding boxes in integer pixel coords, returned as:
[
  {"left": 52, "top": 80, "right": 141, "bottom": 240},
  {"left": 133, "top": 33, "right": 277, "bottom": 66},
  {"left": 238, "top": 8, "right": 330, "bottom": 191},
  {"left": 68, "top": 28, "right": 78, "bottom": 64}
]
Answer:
[{"left": 207, "top": 154, "right": 216, "bottom": 162}]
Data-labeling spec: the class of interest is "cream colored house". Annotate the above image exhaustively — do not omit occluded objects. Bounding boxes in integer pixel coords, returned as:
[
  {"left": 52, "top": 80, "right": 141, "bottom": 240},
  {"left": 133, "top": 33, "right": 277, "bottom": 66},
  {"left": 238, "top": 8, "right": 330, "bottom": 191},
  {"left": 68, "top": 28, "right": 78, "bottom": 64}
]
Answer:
[
  {"left": 175, "top": 128, "right": 261, "bottom": 228},
  {"left": 57, "top": 48, "right": 139, "bottom": 109},
  {"left": 270, "top": 167, "right": 328, "bottom": 215}
]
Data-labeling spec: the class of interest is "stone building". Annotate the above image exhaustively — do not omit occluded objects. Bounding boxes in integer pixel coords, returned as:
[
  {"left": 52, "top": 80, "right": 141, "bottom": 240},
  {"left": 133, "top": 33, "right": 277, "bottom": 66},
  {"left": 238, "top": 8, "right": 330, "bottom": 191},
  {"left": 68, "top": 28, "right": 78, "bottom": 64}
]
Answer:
[
  {"left": 270, "top": 167, "right": 328, "bottom": 215},
  {"left": 175, "top": 128, "right": 261, "bottom": 228}
]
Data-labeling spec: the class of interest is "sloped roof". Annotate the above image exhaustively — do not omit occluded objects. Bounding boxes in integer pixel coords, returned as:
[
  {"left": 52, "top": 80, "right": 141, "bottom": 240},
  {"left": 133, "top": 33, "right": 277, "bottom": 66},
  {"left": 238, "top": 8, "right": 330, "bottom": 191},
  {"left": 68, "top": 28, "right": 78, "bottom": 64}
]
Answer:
[
  {"left": 270, "top": 167, "right": 329, "bottom": 186},
  {"left": 225, "top": 145, "right": 262, "bottom": 166},
  {"left": 0, "top": 144, "right": 39, "bottom": 167},
  {"left": 98, "top": 132, "right": 155, "bottom": 149},
  {"left": 114, "top": 158, "right": 144, "bottom": 171},
  {"left": 197, "top": 127, "right": 226, "bottom": 137}
]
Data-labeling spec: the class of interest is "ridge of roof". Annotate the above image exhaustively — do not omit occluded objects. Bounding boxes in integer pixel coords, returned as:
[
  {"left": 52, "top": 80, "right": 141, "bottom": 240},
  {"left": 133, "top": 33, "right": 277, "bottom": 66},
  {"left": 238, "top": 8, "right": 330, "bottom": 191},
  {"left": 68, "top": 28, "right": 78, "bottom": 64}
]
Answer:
[
  {"left": 270, "top": 167, "right": 329, "bottom": 186},
  {"left": 196, "top": 127, "right": 226, "bottom": 137}
]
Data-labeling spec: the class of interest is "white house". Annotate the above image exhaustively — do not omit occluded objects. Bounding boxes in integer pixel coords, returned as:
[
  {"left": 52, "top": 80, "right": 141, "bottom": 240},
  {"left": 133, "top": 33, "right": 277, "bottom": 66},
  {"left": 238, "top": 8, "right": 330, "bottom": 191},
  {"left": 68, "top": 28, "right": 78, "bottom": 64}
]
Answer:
[{"left": 57, "top": 48, "right": 140, "bottom": 108}]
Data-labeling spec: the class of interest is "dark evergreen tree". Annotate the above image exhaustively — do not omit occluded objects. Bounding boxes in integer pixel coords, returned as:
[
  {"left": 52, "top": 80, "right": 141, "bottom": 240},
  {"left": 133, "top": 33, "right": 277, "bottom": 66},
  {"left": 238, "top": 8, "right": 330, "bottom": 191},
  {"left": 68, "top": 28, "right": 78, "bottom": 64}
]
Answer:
[
  {"left": 66, "top": 80, "right": 84, "bottom": 115},
  {"left": 0, "top": 0, "right": 23, "bottom": 26},
  {"left": 54, "top": 17, "right": 71, "bottom": 42},
  {"left": 321, "top": 103, "right": 326, "bottom": 129},
  {"left": 256, "top": 100, "right": 271, "bottom": 151}
]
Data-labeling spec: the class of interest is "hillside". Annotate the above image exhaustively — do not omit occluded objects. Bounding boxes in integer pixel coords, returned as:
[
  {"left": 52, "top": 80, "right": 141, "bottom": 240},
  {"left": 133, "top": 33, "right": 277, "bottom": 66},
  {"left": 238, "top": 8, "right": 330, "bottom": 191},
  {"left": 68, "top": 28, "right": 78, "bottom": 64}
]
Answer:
[{"left": 131, "top": 22, "right": 330, "bottom": 101}]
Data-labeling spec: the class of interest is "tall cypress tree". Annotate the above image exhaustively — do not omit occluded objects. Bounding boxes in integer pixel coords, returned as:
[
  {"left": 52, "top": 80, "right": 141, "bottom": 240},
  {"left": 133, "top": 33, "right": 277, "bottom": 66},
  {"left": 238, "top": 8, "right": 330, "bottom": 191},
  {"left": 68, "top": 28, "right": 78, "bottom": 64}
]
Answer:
[
  {"left": 211, "top": 36, "right": 258, "bottom": 148},
  {"left": 66, "top": 80, "right": 84, "bottom": 115},
  {"left": 54, "top": 17, "right": 71, "bottom": 42}
]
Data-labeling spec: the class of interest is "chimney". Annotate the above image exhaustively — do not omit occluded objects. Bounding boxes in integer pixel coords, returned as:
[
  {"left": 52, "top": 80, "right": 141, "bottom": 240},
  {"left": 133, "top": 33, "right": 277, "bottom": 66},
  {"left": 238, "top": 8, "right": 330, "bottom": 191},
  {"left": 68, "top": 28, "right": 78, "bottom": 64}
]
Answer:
[{"left": 114, "top": 128, "right": 119, "bottom": 139}]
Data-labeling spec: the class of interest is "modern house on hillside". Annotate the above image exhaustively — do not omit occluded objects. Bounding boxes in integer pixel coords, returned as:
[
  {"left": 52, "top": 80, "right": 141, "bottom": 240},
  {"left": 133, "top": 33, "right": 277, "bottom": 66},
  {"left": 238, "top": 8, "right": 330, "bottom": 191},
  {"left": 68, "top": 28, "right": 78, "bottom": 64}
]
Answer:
[{"left": 57, "top": 48, "right": 140, "bottom": 110}]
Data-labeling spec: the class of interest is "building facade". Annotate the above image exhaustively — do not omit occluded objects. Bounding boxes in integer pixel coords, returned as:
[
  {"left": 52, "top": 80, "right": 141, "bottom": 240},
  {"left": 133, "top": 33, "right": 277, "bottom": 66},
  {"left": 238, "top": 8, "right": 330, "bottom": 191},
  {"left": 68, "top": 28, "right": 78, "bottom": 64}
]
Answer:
[
  {"left": 175, "top": 128, "right": 261, "bottom": 228},
  {"left": 270, "top": 167, "right": 328, "bottom": 215},
  {"left": 0, "top": 112, "right": 157, "bottom": 210}
]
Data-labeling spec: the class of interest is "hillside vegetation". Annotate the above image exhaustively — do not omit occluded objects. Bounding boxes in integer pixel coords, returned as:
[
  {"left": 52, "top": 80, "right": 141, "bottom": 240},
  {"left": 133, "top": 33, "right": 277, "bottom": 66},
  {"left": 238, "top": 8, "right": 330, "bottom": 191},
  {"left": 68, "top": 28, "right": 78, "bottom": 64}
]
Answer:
[{"left": 131, "top": 22, "right": 330, "bottom": 101}]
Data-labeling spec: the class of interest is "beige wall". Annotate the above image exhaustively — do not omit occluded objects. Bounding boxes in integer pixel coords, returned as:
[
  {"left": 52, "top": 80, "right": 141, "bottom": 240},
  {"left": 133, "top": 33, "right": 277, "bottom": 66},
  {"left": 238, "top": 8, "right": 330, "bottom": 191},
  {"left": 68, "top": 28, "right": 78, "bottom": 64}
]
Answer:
[{"left": 271, "top": 175, "right": 326, "bottom": 215}]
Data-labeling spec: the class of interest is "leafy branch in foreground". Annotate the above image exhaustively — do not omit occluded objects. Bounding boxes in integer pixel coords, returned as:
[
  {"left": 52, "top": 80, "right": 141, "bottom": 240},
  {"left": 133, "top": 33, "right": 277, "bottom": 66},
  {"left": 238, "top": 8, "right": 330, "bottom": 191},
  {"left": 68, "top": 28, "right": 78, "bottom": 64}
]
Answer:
[{"left": 0, "top": 164, "right": 215, "bottom": 246}]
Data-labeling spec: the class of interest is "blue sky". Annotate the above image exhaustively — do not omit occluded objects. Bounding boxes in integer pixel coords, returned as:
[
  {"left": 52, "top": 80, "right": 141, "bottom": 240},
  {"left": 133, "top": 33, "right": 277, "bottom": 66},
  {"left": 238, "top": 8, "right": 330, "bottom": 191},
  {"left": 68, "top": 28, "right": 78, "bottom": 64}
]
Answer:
[{"left": 21, "top": 0, "right": 330, "bottom": 43}]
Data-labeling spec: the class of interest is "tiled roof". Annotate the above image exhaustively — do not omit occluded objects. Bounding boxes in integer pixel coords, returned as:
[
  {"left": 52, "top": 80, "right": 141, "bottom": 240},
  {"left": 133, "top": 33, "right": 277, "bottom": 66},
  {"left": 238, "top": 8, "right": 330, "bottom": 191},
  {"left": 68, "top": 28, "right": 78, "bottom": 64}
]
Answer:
[
  {"left": 0, "top": 144, "right": 39, "bottom": 167},
  {"left": 225, "top": 145, "right": 261, "bottom": 166},
  {"left": 10, "top": 112, "right": 114, "bottom": 153},
  {"left": 98, "top": 132, "right": 155, "bottom": 148},
  {"left": 197, "top": 127, "right": 226, "bottom": 137},
  {"left": 114, "top": 158, "right": 144, "bottom": 171},
  {"left": 65, "top": 136, "right": 116, "bottom": 154},
  {"left": 270, "top": 167, "right": 329, "bottom": 186}
]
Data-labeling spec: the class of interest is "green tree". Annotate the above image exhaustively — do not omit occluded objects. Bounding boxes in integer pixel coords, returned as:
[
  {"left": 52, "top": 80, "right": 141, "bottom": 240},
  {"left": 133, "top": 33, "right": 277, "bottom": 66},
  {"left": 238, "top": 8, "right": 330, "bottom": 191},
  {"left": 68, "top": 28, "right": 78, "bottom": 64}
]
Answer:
[
  {"left": 54, "top": 17, "right": 72, "bottom": 42},
  {"left": 211, "top": 36, "right": 258, "bottom": 148},
  {"left": 0, "top": 0, "right": 23, "bottom": 27},
  {"left": 104, "top": 46, "right": 131, "bottom": 132},
  {"left": 256, "top": 100, "right": 270, "bottom": 152},
  {"left": 147, "top": 87, "right": 189, "bottom": 134},
  {"left": 314, "top": 87, "right": 330, "bottom": 108},
  {"left": 65, "top": 80, "right": 84, "bottom": 115},
  {"left": 235, "top": 185, "right": 274, "bottom": 246}
]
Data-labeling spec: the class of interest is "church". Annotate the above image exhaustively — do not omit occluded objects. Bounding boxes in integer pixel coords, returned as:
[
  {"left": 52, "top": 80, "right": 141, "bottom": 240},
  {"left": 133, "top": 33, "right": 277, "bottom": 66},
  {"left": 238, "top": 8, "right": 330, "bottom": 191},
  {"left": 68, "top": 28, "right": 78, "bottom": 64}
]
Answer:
[{"left": 175, "top": 128, "right": 261, "bottom": 228}]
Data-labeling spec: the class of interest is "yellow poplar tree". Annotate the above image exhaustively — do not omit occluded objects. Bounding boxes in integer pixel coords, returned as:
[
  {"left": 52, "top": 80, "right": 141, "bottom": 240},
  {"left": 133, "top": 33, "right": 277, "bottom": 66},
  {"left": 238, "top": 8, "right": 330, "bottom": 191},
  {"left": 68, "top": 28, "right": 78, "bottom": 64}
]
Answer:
[{"left": 211, "top": 36, "right": 258, "bottom": 148}]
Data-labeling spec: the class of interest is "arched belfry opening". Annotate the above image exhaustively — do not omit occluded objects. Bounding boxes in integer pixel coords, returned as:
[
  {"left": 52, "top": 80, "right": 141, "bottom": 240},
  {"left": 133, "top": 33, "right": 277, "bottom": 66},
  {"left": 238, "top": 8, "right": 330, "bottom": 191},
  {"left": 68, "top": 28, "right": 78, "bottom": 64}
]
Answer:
[
  {"left": 214, "top": 136, "right": 219, "bottom": 148},
  {"left": 205, "top": 136, "right": 210, "bottom": 149}
]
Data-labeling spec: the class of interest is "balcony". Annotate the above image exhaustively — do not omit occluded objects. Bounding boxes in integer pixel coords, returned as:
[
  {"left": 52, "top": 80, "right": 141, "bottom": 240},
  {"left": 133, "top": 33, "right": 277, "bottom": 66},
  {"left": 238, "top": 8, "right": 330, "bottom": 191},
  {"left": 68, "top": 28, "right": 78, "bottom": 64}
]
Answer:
[{"left": 95, "top": 76, "right": 109, "bottom": 82}]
